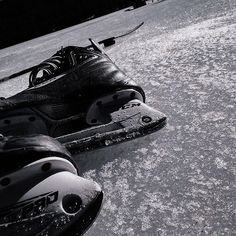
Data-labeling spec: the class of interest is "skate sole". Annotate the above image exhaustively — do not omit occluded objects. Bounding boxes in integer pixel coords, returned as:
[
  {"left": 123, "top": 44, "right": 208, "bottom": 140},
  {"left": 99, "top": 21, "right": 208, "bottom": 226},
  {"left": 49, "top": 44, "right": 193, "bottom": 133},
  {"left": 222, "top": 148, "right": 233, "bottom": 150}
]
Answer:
[{"left": 57, "top": 99, "right": 167, "bottom": 154}]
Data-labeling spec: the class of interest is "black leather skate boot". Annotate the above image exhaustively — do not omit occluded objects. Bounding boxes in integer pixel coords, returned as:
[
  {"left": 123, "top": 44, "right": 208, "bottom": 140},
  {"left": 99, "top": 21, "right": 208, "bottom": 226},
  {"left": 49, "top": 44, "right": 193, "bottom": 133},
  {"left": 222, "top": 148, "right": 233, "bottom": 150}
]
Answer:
[
  {"left": 0, "top": 40, "right": 166, "bottom": 153},
  {"left": 0, "top": 133, "right": 103, "bottom": 236}
]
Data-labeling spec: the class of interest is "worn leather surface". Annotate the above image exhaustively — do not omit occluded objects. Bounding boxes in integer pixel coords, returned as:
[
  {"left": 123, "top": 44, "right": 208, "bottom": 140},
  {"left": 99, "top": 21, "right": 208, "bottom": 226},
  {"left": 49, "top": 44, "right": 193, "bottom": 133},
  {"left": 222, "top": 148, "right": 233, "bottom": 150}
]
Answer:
[{"left": 0, "top": 46, "right": 145, "bottom": 113}]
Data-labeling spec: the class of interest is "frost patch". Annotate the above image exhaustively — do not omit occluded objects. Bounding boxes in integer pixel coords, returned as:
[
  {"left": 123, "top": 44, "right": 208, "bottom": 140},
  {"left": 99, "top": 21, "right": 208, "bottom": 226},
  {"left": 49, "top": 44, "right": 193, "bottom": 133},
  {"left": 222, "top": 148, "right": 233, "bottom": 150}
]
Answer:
[
  {"left": 141, "top": 215, "right": 152, "bottom": 231},
  {"left": 103, "top": 199, "right": 117, "bottom": 213},
  {"left": 83, "top": 169, "right": 96, "bottom": 179},
  {"left": 202, "top": 111, "right": 227, "bottom": 122},
  {"left": 135, "top": 147, "right": 148, "bottom": 155},
  {"left": 149, "top": 79, "right": 160, "bottom": 87},
  {"left": 186, "top": 201, "right": 201, "bottom": 211},
  {"left": 215, "top": 157, "right": 227, "bottom": 169},
  {"left": 229, "top": 126, "right": 236, "bottom": 139}
]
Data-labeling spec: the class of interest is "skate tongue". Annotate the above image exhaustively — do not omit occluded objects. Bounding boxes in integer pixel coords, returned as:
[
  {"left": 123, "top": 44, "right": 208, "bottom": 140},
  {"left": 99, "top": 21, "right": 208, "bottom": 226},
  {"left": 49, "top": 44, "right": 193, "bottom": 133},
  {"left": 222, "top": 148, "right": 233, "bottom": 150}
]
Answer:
[{"left": 89, "top": 38, "right": 106, "bottom": 54}]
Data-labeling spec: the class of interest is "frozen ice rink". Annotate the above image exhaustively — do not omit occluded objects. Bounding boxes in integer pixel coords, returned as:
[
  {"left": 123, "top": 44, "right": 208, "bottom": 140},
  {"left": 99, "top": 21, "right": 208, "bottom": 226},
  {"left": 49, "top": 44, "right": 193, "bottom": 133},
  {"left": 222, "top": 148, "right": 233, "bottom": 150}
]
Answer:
[{"left": 0, "top": 0, "right": 235, "bottom": 235}]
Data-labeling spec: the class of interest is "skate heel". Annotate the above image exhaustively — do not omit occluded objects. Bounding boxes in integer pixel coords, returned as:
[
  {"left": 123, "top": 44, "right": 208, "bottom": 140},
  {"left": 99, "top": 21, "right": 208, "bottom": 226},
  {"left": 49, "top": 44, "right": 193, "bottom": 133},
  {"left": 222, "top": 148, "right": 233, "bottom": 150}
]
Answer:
[{"left": 86, "top": 89, "right": 144, "bottom": 125}]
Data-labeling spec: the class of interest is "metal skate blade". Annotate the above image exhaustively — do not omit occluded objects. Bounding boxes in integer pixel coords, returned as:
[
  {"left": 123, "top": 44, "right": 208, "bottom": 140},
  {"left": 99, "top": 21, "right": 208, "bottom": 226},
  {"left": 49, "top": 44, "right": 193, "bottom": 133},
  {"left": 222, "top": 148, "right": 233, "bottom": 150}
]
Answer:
[{"left": 57, "top": 99, "right": 166, "bottom": 154}]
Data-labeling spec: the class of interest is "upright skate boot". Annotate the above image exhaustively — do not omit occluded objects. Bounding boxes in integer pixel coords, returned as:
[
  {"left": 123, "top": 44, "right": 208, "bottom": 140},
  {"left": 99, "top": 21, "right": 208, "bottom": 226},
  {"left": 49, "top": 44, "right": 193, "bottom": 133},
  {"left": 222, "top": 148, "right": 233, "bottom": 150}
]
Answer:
[
  {"left": 0, "top": 39, "right": 166, "bottom": 154},
  {"left": 0, "top": 133, "right": 103, "bottom": 236}
]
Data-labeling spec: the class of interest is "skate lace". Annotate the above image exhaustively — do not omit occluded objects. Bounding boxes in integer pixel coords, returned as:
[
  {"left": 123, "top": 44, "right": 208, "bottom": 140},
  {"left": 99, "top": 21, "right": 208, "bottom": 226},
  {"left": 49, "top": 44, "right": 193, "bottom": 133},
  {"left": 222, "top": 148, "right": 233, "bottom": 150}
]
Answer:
[{"left": 29, "top": 47, "right": 77, "bottom": 87}]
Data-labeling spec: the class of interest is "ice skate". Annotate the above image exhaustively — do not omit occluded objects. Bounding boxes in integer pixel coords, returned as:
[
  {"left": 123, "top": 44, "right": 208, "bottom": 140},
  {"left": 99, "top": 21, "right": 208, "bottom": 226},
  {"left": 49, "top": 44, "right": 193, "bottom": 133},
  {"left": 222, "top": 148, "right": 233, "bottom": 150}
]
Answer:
[
  {"left": 0, "top": 133, "right": 103, "bottom": 236},
  {"left": 0, "top": 39, "right": 166, "bottom": 154}
]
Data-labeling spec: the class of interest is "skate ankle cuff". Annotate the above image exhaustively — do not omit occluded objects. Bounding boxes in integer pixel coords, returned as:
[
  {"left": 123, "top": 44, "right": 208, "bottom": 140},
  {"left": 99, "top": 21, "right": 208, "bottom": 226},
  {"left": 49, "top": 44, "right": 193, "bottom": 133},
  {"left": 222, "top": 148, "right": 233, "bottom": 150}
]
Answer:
[{"left": 0, "top": 134, "right": 76, "bottom": 177}]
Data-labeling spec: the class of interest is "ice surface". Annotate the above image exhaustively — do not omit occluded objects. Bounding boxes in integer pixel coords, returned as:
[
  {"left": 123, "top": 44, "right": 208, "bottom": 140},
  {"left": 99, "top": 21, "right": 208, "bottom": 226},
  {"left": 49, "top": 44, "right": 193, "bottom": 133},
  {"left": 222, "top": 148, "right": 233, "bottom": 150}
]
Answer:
[{"left": 0, "top": 0, "right": 235, "bottom": 235}]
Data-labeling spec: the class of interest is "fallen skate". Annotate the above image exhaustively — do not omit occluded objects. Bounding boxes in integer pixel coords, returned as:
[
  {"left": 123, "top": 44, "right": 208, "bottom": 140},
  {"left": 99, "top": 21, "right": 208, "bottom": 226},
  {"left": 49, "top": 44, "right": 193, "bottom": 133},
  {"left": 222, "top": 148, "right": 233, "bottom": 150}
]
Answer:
[
  {"left": 0, "top": 39, "right": 166, "bottom": 154},
  {"left": 0, "top": 134, "right": 103, "bottom": 236}
]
